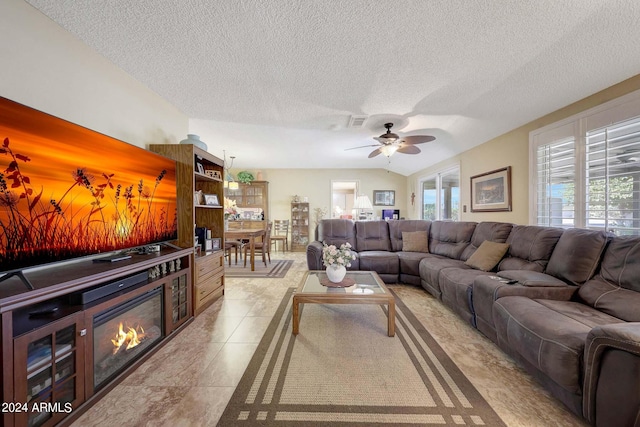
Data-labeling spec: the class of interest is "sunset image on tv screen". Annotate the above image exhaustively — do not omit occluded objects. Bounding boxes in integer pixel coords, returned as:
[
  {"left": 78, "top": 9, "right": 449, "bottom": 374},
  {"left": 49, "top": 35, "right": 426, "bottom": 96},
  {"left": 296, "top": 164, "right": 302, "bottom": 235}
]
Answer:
[{"left": 0, "top": 97, "right": 178, "bottom": 272}]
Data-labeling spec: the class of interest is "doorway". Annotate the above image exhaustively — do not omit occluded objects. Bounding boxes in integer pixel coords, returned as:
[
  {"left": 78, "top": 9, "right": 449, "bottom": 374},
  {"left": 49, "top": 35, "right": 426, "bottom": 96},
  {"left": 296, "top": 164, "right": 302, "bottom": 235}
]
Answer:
[{"left": 331, "top": 181, "right": 358, "bottom": 219}]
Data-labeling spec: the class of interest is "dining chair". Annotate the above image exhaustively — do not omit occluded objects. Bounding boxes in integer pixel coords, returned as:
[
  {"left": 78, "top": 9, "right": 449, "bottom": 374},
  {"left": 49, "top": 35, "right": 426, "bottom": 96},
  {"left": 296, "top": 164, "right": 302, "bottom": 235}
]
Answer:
[
  {"left": 270, "top": 219, "right": 289, "bottom": 253},
  {"left": 244, "top": 221, "right": 272, "bottom": 267},
  {"left": 224, "top": 241, "right": 238, "bottom": 266}
]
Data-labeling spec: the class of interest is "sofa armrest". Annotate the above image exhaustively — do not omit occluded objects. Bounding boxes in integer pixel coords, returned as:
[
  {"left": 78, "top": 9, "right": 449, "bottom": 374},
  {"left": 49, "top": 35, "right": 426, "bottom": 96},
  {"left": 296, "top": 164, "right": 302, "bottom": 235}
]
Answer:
[
  {"left": 583, "top": 323, "right": 640, "bottom": 426},
  {"left": 306, "top": 241, "right": 324, "bottom": 270},
  {"left": 497, "top": 270, "right": 571, "bottom": 288}
]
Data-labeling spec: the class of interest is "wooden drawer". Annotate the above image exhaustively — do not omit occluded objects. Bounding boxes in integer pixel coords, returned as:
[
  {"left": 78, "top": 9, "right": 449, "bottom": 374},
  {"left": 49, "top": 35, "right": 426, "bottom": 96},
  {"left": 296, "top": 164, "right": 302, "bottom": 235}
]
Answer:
[
  {"left": 195, "top": 271, "right": 223, "bottom": 314},
  {"left": 196, "top": 251, "right": 224, "bottom": 282}
]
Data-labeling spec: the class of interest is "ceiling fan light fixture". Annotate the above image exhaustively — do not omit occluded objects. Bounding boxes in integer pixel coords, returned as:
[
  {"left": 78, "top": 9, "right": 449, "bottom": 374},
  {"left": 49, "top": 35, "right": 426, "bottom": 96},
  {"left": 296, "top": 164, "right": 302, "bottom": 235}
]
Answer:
[
  {"left": 380, "top": 144, "right": 399, "bottom": 157},
  {"left": 375, "top": 123, "right": 400, "bottom": 143}
]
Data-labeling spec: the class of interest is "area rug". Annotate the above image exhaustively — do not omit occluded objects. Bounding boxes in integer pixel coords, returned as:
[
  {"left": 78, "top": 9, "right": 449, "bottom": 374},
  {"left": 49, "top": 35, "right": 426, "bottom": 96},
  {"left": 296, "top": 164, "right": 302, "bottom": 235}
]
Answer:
[
  {"left": 218, "top": 287, "right": 506, "bottom": 426},
  {"left": 225, "top": 259, "right": 294, "bottom": 278}
]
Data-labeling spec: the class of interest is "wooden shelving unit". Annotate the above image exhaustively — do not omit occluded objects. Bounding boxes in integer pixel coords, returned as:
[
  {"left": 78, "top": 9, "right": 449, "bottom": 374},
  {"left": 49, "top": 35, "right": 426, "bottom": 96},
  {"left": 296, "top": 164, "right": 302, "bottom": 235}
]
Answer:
[
  {"left": 149, "top": 144, "right": 225, "bottom": 314},
  {"left": 291, "top": 202, "right": 310, "bottom": 252}
]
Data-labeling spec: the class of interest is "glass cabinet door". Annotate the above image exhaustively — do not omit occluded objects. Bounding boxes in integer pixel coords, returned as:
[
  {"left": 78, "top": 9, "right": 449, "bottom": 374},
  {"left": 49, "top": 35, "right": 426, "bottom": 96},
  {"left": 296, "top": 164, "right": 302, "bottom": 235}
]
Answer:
[{"left": 14, "top": 314, "right": 84, "bottom": 427}]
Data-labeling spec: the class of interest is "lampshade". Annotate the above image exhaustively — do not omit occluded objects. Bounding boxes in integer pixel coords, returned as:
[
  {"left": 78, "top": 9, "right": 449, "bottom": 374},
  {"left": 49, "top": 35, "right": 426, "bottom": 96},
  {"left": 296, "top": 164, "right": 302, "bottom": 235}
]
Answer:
[
  {"left": 380, "top": 144, "right": 400, "bottom": 157},
  {"left": 228, "top": 181, "right": 239, "bottom": 190},
  {"left": 353, "top": 195, "right": 373, "bottom": 210}
]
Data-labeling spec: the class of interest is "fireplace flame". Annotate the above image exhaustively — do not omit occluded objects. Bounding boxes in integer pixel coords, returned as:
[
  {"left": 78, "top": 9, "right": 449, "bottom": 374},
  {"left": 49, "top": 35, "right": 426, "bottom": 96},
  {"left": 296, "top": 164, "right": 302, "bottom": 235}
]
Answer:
[{"left": 111, "top": 322, "right": 146, "bottom": 354}]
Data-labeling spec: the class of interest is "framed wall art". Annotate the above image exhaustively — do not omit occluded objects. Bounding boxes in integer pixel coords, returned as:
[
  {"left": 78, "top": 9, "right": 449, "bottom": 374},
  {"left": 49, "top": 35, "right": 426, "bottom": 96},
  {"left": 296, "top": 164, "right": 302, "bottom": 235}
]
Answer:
[
  {"left": 470, "top": 166, "right": 512, "bottom": 212},
  {"left": 373, "top": 190, "right": 395, "bottom": 206}
]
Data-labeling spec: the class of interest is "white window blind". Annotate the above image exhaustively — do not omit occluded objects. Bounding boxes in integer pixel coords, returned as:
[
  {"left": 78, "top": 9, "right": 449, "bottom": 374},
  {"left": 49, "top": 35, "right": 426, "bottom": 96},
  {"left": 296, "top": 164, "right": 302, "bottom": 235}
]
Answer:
[
  {"left": 531, "top": 89, "right": 640, "bottom": 234},
  {"left": 585, "top": 117, "right": 640, "bottom": 235},
  {"left": 536, "top": 137, "right": 576, "bottom": 228}
]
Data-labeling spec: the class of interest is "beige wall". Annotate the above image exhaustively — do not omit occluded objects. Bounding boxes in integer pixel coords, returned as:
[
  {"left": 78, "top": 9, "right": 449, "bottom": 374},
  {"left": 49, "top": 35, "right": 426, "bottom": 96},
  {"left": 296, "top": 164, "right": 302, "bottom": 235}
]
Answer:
[
  {"left": 238, "top": 168, "right": 407, "bottom": 237},
  {"left": 0, "top": 0, "right": 187, "bottom": 148},
  {"left": 408, "top": 74, "right": 640, "bottom": 225}
]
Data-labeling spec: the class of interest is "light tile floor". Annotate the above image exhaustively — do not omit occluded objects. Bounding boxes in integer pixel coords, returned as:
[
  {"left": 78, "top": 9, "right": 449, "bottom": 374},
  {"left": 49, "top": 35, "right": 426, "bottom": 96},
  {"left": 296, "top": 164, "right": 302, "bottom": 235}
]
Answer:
[{"left": 71, "top": 252, "right": 588, "bottom": 427}]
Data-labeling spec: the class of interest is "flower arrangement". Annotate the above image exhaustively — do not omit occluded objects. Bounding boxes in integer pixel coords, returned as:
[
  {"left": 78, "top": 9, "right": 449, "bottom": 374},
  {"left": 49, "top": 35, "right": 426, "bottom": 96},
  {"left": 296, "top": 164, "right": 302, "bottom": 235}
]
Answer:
[
  {"left": 224, "top": 197, "right": 237, "bottom": 218},
  {"left": 322, "top": 242, "right": 357, "bottom": 268}
]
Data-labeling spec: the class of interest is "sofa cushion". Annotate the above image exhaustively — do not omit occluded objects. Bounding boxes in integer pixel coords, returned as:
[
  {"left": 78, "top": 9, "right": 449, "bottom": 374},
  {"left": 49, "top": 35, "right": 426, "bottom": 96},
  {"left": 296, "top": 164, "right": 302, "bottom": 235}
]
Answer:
[
  {"left": 429, "top": 221, "right": 477, "bottom": 259},
  {"left": 498, "top": 225, "right": 563, "bottom": 272},
  {"left": 578, "top": 279, "right": 640, "bottom": 322},
  {"left": 472, "top": 274, "right": 577, "bottom": 343},
  {"left": 397, "top": 251, "right": 431, "bottom": 277},
  {"left": 317, "top": 219, "right": 357, "bottom": 250},
  {"left": 439, "top": 267, "right": 493, "bottom": 325},
  {"left": 464, "top": 241, "right": 509, "bottom": 271},
  {"left": 461, "top": 221, "right": 513, "bottom": 261},
  {"left": 577, "top": 235, "right": 640, "bottom": 322},
  {"left": 594, "top": 234, "right": 640, "bottom": 292},
  {"left": 402, "top": 231, "right": 429, "bottom": 252},
  {"left": 545, "top": 228, "right": 610, "bottom": 285},
  {"left": 494, "top": 296, "right": 624, "bottom": 395},
  {"left": 357, "top": 251, "right": 399, "bottom": 276},
  {"left": 419, "top": 256, "right": 468, "bottom": 299},
  {"left": 389, "top": 220, "right": 431, "bottom": 251},
  {"left": 355, "top": 221, "right": 391, "bottom": 251}
]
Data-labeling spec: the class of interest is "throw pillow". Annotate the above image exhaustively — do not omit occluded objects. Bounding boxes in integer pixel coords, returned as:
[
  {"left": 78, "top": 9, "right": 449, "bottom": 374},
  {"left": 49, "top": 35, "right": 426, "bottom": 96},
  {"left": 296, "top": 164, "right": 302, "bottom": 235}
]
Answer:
[
  {"left": 464, "top": 241, "right": 510, "bottom": 271},
  {"left": 402, "top": 231, "right": 429, "bottom": 253}
]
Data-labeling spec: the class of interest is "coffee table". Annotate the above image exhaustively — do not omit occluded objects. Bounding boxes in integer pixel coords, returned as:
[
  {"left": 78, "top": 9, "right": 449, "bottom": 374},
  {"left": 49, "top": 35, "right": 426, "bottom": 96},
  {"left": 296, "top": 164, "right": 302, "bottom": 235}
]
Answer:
[{"left": 292, "top": 270, "right": 395, "bottom": 337}]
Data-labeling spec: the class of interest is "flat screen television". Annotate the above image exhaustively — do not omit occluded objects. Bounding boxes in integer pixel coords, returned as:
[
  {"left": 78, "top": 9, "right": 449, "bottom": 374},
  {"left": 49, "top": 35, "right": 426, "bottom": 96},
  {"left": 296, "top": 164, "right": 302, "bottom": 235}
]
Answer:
[
  {"left": 0, "top": 97, "right": 178, "bottom": 276},
  {"left": 382, "top": 209, "right": 400, "bottom": 220}
]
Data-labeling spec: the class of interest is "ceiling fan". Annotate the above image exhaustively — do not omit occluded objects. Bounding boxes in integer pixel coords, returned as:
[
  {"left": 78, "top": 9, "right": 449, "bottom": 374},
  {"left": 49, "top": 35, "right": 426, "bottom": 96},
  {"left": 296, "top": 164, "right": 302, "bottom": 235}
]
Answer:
[{"left": 346, "top": 123, "right": 436, "bottom": 158}]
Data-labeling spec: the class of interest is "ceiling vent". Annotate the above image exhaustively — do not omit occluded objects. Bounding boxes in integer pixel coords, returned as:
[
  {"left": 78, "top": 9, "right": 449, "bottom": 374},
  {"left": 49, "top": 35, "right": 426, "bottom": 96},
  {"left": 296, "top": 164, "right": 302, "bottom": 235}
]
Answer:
[{"left": 348, "top": 115, "right": 368, "bottom": 128}]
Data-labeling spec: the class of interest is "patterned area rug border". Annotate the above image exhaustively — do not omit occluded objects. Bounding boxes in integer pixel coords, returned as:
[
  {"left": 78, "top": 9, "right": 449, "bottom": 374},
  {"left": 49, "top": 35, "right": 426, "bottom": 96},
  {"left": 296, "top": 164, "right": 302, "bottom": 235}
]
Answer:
[
  {"left": 218, "top": 287, "right": 506, "bottom": 426},
  {"left": 225, "top": 259, "right": 294, "bottom": 278}
]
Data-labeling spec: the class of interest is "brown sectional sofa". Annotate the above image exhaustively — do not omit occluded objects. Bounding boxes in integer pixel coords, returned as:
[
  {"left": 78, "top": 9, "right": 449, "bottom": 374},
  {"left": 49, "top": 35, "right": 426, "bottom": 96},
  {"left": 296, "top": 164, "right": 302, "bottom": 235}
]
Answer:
[{"left": 306, "top": 219, "right": 640, "bottom": 427}]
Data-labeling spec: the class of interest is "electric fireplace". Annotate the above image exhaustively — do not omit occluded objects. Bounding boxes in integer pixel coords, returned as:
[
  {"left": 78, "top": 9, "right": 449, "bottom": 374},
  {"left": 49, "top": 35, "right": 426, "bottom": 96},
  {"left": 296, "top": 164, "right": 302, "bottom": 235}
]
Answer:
[{"left": 92, "top": 287, "right": 164, "bottom": 390}]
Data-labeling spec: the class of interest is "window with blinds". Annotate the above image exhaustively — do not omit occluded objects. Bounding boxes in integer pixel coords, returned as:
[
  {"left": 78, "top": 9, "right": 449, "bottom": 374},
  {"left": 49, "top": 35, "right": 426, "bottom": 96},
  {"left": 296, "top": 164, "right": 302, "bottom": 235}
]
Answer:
[
  {"left": 536, "top": 138, "right": 576, "bottom": 228},
  {"left": 586, "top": 117, "right": 640, "bottom": 235},
  {"left": 530, "top": 89, "right": 640, "bottom": 235}
]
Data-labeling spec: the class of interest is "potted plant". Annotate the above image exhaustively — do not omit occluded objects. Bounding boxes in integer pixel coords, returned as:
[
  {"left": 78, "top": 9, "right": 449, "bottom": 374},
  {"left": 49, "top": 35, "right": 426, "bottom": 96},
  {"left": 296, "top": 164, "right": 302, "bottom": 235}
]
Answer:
[{"left": 236, "top": 171, "right": 254, "bottom": 184}]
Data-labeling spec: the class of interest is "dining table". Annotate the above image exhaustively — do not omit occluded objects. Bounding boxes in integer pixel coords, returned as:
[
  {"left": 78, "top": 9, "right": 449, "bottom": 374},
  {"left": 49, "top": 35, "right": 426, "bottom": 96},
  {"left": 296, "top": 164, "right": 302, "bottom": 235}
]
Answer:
[{"left": 225, "top": 228, "right": 266, "bottom": 271}]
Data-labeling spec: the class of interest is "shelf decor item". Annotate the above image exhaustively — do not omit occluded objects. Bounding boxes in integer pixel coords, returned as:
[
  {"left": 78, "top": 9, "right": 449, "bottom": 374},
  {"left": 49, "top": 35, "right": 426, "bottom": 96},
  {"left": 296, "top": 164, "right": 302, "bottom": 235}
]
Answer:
[
  {"left": 224, "top": 197, "right": 238, "bottom": 220},
  {"left": 321, "top": 242, "right": 356, "bottom": 283},
  {"left": 237, "top": 171, "right": 254, "bottom": 184},
  {"left": 326, "top": 264, "right": 347, "bottom": 283},
  {"left": 204, "top": 194, "right": 220, "bottom": 206},
  {"left": 179, "top": 134, "right": 208, "bottom": 151}
]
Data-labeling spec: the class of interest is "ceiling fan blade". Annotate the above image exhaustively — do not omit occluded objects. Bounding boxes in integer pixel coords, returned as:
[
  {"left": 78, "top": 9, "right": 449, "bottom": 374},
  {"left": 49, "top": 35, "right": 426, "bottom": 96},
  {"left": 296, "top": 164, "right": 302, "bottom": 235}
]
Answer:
[
  {"left": 345, "top": 144, "right": 381, "bottom": 151},
  {"left": 397, "top": 145, "right": 421, "bottom": 155},
  {"left": 368, "top": 148, "right": 382, "bottom": 158},
  {"left": 402, "top": 135, "right": 436, "bottom": 145}
]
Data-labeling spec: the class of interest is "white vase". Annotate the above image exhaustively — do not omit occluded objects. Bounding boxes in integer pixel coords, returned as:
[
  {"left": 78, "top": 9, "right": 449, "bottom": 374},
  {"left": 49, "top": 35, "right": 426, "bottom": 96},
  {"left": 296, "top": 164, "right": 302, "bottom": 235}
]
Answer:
[
  {"left": 179, "top": 134, "right": 208, "bottom": 151},
  {"left": 326, "top": 265, "right": 346, "bottom": 283}
]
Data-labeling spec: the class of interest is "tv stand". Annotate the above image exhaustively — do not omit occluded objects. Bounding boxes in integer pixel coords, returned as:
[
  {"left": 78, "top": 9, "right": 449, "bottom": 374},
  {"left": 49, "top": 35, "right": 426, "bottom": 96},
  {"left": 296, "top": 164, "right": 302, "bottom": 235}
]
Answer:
[
  {"left": 0, "top": 246, "right": 194, "bottom": 427},
  {"left": 0, "top": 270, "right": 34, "bottom": 290}
]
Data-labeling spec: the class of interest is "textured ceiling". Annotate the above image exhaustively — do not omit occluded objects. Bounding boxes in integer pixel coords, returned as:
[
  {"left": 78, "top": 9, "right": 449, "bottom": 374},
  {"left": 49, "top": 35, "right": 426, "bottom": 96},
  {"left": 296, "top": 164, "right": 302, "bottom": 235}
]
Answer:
[{"left": 25, "top": 0, "right": 640, "bottom": 175}]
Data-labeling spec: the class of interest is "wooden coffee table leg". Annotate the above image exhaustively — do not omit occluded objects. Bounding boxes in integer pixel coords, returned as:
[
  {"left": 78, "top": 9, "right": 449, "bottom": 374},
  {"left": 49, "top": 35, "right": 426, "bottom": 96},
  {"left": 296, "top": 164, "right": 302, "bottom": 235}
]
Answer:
[
  {"left": 388, "top": 299, "right": 395, "bottom": 337},
  {"left": 292, "top": 297, "right": 300, "bottom": 335}
]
